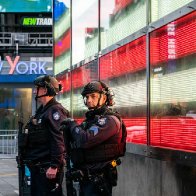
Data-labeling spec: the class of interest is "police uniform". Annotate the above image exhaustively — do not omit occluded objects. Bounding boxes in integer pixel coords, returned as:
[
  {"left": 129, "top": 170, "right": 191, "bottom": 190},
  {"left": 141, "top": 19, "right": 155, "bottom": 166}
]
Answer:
[
  {"left": 62, "top": 81, "right": 126, "bottom": 196},
  {"left": 20, "top": 75, "right": 69, "bottom": 196}
]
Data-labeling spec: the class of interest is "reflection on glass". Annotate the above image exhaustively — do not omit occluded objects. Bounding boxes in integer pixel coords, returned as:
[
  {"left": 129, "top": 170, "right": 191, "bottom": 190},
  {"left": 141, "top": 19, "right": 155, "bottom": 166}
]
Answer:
[
  {"left": 100, "top": 36, "right": 147, "bottom": 144},
  {"left": 72, "top": 0, "right": 98, "bottom": 65},
  {"left": 100, "top": 0, "right": 146, "bottom": 49},
  {"left": 151, "top": 0, "right": 192, "bottom": 22},
  {"left": 72, "top": 60, "right": 99, "bottom": 118},
  {"left": 150, "top": 12, "right": 196, "bottom": 151},
  {"left": 0, "top": 88, "right": 32, "bottom": 130},
  {"left": 54, "top": 0, "right": 71, "bottom": 75}
]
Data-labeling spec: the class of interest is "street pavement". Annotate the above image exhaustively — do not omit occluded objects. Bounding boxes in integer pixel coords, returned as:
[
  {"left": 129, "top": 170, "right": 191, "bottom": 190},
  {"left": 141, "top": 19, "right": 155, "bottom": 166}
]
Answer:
[{"left": 0, "top": 157, "right": 19, "bottom": 196}]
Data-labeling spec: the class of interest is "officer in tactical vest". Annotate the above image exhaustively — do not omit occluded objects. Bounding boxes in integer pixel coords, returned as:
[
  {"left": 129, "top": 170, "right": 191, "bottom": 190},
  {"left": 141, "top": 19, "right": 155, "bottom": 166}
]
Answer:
[
  {"left": 61, "top": 81, "right": 126, "bottom": 196},
  {"left": 20, "top": 75, "right": 69, "bottom": 196}
]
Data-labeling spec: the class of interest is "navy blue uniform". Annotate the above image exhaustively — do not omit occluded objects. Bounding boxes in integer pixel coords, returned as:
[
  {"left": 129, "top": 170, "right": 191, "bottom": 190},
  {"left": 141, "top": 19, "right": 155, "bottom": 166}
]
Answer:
[
  {"left": 23, "top": 98, "right": 69, "bottom": 196},
  {"left": 68, "top": 106, "right": 122, "bottom": 196}
]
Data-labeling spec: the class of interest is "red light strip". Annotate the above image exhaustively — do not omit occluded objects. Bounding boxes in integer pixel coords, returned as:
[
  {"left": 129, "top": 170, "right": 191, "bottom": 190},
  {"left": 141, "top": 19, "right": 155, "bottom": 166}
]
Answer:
[
  {"left": 150, "top": 118, "right": 196, "bottom": 151},
  {"left": 100, "top": 36, "right": 146, "bottom": 80},
  {"left": 150, "top": 12, "right": 196, "bottom": 65}
]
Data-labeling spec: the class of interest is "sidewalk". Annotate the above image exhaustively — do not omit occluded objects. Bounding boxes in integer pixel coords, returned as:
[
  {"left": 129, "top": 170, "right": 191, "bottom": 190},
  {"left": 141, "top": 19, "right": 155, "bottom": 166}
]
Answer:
[{"left": 0, "top": 157, "right": 19, "bottom": 196}]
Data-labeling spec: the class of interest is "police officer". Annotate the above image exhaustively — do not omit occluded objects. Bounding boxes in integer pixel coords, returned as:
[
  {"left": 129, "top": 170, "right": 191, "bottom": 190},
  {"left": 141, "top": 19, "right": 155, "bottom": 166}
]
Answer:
[
  {"left": 61, "top": 81, "right": 126, "bottom": 196},
  {"left": 21, "top": 75, "right": 69, "bottom": 196}
]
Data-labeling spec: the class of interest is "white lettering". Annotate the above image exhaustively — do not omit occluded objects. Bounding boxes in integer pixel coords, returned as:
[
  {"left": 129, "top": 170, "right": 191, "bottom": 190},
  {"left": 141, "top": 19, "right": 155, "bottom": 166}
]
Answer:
[
  {"left": 38, "top": 62, "right": 46, "bottom": 74},
  {"left": 167, "top": 22, "right": 176, "bottom": 60},
  {"left": 168, "top": 38, "right": 175, "bottom": 45},
  {"left": 0, "top": 55, "right": 50, "bottom": 74},
  {"left": 168, "top": 54, "right": 176, "bottom": 59},
  {"left": 36, "top": 18, "right": 52, "bottom": 25},
  {"left": 168, "top": 44, "right": 175, "bottom": 49},
  {"left": 168, "top": 31, "right": 175, "bottom": 36},
  {"left": 16, "top": 62, "right": 28, "bottom": 74},
  {"left": 37, "top": 18, "right": 44, "bottom": 25},
  {"left": 29, "top": 62, "right": 38, "bottom": 74}
]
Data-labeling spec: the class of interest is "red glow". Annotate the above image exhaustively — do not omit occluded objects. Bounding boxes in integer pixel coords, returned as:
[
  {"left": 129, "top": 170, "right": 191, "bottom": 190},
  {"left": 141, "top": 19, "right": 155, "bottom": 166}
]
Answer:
[
  {"left": 150, "top": 117, "right": 196, "bottom": 151},
  {"left": 100, "top": 12, "right": 195, "bottom": 80},
  {"left": 100, "top": 36, "right": 146, "bottom": 80},
  {"left": 54, "top": 29, "right": 71, "bottom": 57},
  {"left": 72, "top": 66, "right": 91, "bottom": 89},
  {"left": 113, "top": 0, "right": 133, "bottom": 14},
  {"left": 123, "top": 118, "right": 147, "bottom": 144},
  {"left": 150, "top": 12, "right": 196, "bottom": 66},
  {"left": 57, "top": 73, "right": 71, "bottom": 92}
]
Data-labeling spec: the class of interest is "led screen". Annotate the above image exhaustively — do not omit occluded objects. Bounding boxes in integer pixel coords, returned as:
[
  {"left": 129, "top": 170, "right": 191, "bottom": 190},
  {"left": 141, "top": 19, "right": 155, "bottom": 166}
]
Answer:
[
  {"left": 0, "top": 0, "right": 52, "bottom": 12},
  {"left": 150, "top": 11, "right": 196, "bottom": 151}
]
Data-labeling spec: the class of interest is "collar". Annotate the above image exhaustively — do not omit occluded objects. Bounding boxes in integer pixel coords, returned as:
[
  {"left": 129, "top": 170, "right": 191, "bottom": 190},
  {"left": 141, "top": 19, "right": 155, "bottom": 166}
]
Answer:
[{"left": 85, "top": 105, "right": 109, "bottom": 120}]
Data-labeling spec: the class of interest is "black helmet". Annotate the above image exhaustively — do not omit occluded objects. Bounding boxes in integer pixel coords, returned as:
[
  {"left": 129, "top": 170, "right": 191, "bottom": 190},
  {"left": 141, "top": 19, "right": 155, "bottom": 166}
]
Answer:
[
  {"left": 34, "top": 75, "right": 61, "bottom": 96},
  {"left": 81, "top": 81, "right": 115, "bottom": 106}
]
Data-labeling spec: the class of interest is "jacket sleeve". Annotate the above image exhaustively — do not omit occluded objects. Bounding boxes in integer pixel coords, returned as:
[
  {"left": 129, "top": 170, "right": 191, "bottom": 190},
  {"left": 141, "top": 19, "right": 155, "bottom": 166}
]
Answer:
[
  {"left": 47, "top": 106, "right": 68, "bottom": 168},
  {"left": 71, "top": 115, "right": 121, "bottom": 149}
]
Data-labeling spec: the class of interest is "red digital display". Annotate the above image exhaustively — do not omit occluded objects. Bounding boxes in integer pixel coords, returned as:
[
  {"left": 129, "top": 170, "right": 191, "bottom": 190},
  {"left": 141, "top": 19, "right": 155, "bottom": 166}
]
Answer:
[
  {"left": 150, "top": 11, "right": 196, "bottom": 66},
  {"left": 151, "top": 118, "right": 196, "bottom": 151},
  {"left": 100, "top": 36, "right": 146, "bottom": 80},
  {"left": 123, "top": 118, "right": 147, "bottom": 144}
]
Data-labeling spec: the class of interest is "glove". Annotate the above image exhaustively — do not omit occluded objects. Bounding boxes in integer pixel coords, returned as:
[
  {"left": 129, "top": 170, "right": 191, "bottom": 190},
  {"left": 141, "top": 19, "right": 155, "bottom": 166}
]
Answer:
[
  {"left": 61, "top": 118, "right": 77, "bottom": 130},
  {"left": 60, "top": 118, "right": 78, "bottom": 141}
]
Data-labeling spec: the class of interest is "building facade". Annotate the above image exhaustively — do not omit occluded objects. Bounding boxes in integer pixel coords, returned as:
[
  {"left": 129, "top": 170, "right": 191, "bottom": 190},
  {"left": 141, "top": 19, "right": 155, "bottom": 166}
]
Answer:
[
  {"left": 0, "top": 0, "right": 53, "bottom": 130},
  {"left": 55, "top": 0, "right": 196, "bottom": 195}
]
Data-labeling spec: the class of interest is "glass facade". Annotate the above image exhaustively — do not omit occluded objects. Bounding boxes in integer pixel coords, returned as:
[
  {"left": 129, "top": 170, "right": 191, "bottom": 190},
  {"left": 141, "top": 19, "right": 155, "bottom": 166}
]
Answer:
[
  {"left": 0, "top": 88, "right": 32, "bottom": 130},
  {"left": 72, "top": 0, "right": 99, "bottom": 65},
  {"left": 54, "top": 0, "right": 71, "bottom": 75},
  {"left": 0, "top": 0, "right": 52, "bottom": 150},
  {"left": 55, "top": 1, "right": 196, "bottom": 152},
  {"left": 150, "top": 12, "right": 196, "bottom": 150},
  {"left": 151, "top": 0, "right": 193, "bottom": 22},
  {"left": 100, "top": 0, "right": 146, "bottom": 49}
]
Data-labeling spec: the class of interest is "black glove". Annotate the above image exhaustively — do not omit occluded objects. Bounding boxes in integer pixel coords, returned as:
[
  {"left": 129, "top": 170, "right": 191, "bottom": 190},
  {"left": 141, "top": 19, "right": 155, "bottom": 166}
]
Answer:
[
  {"left": 60, "top": 118, "right": 78, "bottom": 142},
  {"left": 61, "top": 118, "right": 77, "bottom": 129}
]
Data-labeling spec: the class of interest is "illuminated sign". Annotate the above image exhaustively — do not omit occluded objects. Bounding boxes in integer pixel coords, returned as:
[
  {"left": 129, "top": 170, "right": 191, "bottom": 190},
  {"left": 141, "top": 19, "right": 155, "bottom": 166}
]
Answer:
[
  {"left": 167, "top": 22, "right": 176, "bottom": 59},
  {"left": 0, "top": 56, "right": 52, "bottom": 75},
  {"left": 22, "top": 17, "right": 52, "bottom": 26}
]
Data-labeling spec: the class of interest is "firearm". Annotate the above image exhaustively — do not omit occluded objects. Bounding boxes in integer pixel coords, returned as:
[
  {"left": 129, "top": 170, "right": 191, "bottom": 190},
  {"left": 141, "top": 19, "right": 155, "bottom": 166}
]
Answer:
[
  {"left": 17, "top": 102, "right": 31, "bottom": 196},
  {"left": 16, "top": 101, "right": 24, "bottom": 196}
]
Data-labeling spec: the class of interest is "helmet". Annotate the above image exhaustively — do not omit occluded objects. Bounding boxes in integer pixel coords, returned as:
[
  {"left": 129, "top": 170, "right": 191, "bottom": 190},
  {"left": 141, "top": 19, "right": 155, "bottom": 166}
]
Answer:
[
  {"left": 34, "top": 75, "right": 61, "bottom": 96},
  {"left": 81, "top": 81, "right": 115, "bottom": 106}
]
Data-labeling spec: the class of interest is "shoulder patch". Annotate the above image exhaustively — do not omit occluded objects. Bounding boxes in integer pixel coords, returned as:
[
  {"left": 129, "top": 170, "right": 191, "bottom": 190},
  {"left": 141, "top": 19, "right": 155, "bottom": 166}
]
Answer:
[
  {"left": 89, "top": 125, "right": 99, "bottom": 136},
  {"left": 53, "top": 112, "right": 60, "bottom": 120},
  {"left": 98, "top": 117, "right": 107, "bottom": 126}
]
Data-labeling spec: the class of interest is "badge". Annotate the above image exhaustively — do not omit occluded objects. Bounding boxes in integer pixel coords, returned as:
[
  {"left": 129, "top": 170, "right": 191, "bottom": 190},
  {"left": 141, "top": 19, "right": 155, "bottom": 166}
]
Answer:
[
  {"left": 89, "top": 125, "right": 99, "bottom": 136},
  {"left": 75, "top": 127, "right": 80, "bottom": 134},
  {"left": 98, "top": 118, "right": 106, "bottom": 126},
  {"left": 53, "top": 112, "right": 60, "bottom": 120},
  {"left": 37, "top": 119, "right": 42, "bottom": 124}
]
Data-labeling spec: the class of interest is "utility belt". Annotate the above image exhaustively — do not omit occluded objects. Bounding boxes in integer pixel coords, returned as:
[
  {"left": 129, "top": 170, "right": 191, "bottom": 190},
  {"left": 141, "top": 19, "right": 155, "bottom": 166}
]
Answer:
[{"left": 66, "top": 158, "right": 121, "bottom": 185}]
